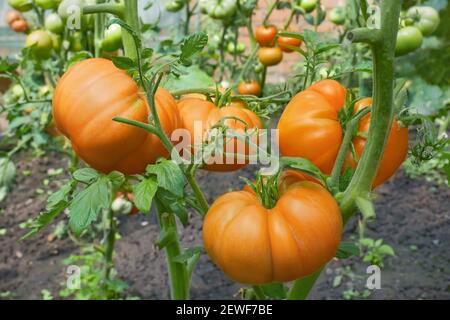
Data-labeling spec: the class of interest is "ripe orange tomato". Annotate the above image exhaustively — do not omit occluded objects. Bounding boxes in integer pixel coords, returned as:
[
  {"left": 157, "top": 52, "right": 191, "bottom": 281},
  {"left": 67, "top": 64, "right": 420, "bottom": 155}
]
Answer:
[
  {"left": 10, "top": 19, "right": 28, "bottom": 32},
  {"left": 203, "top": 172, "right": 342, "bottom": 284},
  {"left": 177, "top": 98, "right": 262, "bottom": 171},
  {"left": 258, "top": 47, "right": 283, "bottom": 66},
  {"left": 237, "top": 80, "right": 261, "bottom": 96},
  {"left": 255, "top": 25, "right": 278, "bottom": 46},
  {"left": 277, "top": 34, "right": 302, "bottom": 53},
  {"left": 6, "top": 11, "right": 21, "bottom": 25},
  {"left": 277, "top": 81, "right": 408, "bottom": 187},
  {"left": 53, "top": 58, "right": 181, "bottom": 174},
  {"left": 344, "top": 98, "right": 409, "bottom": 187}
]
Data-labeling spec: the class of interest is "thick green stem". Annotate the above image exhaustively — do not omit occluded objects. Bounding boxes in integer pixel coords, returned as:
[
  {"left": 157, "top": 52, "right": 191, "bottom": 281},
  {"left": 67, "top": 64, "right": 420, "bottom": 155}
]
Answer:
[
  {"left": 93, "top": 0, "right": 106, "bottom": 57},
  {"left": 103, "top": 207, "right": 116, "bottom": 285},
  {"left": 186, "top": 171, "right": 209, "bottom": 215},
  {"left": 288, "top": 0, "right": 403, "bottom": 300},
  {"left": 122, "top": 0, "right": 140, "bottom": 61},
  {"left": 156, "top": 200, "right": 189, "bottom": 300},
  {"left": 263, "top": 0, "right": 280, "bottom": 25},
  {"left": 340, "top": 1, "right": 401, "bottom": 220},
  {"left": 83, "top": 3, "right": 125, "bottom": 17},
  {"left": 329, "top": 108, "right": 371, "bottom": 193},
  {"left": 246, "top": 15, "right": 257, "bottom": 50}
]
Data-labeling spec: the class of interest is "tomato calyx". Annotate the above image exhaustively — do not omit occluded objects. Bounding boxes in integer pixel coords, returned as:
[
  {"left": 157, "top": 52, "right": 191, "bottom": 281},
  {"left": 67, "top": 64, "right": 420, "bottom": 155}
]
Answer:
[{"left": 242, "top": 172, "right": 280, "bottom": 209}]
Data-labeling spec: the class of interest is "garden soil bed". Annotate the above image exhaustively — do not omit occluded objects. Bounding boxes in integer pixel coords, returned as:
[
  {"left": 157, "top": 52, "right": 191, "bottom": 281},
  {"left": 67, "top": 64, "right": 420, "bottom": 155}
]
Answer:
[{"left": 0, "top": 151, "right": 449, "bottom": 300}]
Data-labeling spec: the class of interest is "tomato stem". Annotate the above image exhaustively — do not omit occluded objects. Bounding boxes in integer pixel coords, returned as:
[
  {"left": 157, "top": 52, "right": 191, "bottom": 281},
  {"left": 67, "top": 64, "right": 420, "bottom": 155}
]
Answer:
[
  {"left": 122, "top": 0, "right": 140, "bottom": 62},
  {"left": 252, "top": 285, "right": 266, "bottom": 300},
  {"left": 93, "top": 0, "right": 106, "bottom": 58},
  {"left": 102, "top": 205, "right": 116, "bottom": 289},
  {"left": 328, "top": 107, "right": 371, "bottom": 193},
  {"left": 156, "top": 200, "right": 190, "bottom": 300},
  {"left": 83, "top": 3, "right": 125, "bottom": 18}
]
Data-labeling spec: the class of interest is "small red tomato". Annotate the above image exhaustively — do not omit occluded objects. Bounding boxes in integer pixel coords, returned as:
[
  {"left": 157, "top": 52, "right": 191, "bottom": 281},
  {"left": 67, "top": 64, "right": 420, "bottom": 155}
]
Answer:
[
  {"left": 255, "top": 25, "right": 278, "bottom": 46},
  {"left": 10, "top": 19, "right": 28, "bottom": 32},
  {"left": 277, "top": 35, "right": 302, "bottom": 53},
  {"left": 6, "top": 11, "right": 21, "bottom": 25},
  {"left": 237, "top": 81, "right": 261, "bottom": 96}
]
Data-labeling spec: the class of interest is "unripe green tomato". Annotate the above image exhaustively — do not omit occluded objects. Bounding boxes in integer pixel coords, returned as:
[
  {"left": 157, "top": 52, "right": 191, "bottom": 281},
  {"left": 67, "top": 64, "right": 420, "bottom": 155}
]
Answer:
[
  {"left": 395, "top": 26, "right": 423, "bottom": 56},
  {"left": 407, "top": 6, "right": 440, "bottom": 36},
  {"left": 254, "top": 62, "right": 264, "bottom": 73},
  {"left": 35, "top": 0, "right": 59, "bottom": 9},
  {"left": 11, "top": 84, "right": 24, "bottom": 98},
  {"left": 38, "top": 85, "right": 53, "bottom": 97},
  {"left": 165, "top": 0, "right": 184, "bottom": 12},
  {"left": 45, "top": 13, "right": 64, "bottom": 34},
  {"left": 69, "top": 31, "right": 84, "bottom": 51},
  {"left": 329, "top": 7, "right": 346, "bottom": 25},
  {"left": 301, "top": 0, "right": 317, "bottom": 13},
  {"left": 226, "top": 42, "right": 245, "bottom": 54},
  {"left": 101, "top": 23, "right": 122, "bottom": 52},
  {"left": 49, "top": 32, "right": 62, "bottom": 51},
  {"left": 25, "top": 30, "right": 53, "bottom": 59},
  {"left": 8, "top": 0, "right": 33, "bottom": 12}
]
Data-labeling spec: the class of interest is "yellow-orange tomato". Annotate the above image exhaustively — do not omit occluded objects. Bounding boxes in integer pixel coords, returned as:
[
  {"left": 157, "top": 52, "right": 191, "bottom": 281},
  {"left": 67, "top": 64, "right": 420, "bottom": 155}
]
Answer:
[
  {"left": 53, "top": 58, "right": 181, "bottom": 174},
  {"left": 6, "top": 11, "right": 21, "bottom": 25},
  {"left": 277, "top": 80, "right": 408, "bottom": 187},
  {"left": 277, "top": 34, "right": 302, "bottom": 53},
  {"left": 11, "top": 19, "right": 28, "bottom": 32},
  {"left": 344, "top": 98, "right": 409, "bottom": 187},
  {"left": 237, "top": 80, "right": 261, "bottom": 96},
  {"left": 203, "top": 173, "right": 342, "bottom": 284},
  {"left": 177, "top": 98, "right": 262, "bottom": 172},
  {"left": 258, "top": 47, "right": 283, "bottom": 66},
  {"left": 255, "top": 25, "right": 278, "bottom": 46}
]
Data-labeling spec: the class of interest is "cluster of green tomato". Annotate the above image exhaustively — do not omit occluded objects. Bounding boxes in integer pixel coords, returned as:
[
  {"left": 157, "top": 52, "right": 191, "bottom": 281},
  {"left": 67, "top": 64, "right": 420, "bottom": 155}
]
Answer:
[
  {"left": 8, "top": 0, "right": 123, "bottom": 59},
  {"left": 395, "top": 6, "right": 440, "bottom": 56}
]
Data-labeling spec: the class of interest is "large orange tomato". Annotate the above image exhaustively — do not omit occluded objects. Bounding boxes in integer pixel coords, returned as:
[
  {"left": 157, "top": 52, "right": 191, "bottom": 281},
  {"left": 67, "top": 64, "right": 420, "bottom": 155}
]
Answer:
[
  {"left": 177, "top": 98, "right": 262, "bottom": 171},
  {"left": 203, "top": 172, "right": 342, "bottom": 284},
  {"left": 344, "top": 98, "right": 409, "bottom": 187},
  {"left": 258, "top": 47, "right": 283, "bottom": 66},
  {"left": 53, "top": 58, "right": 181, "bottom": 174},
  {"left": 277, "top": 80, "right": 408, "bottom": 187},
  {"left": 255, "top": 25, "right": 278, "bottom": 46}
]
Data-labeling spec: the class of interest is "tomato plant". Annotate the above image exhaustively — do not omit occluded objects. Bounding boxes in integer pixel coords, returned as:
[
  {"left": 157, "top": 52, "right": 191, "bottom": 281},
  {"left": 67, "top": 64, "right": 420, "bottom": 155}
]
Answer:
[{"left": 255, "top": 25, "right": 278, "bottom": 46}]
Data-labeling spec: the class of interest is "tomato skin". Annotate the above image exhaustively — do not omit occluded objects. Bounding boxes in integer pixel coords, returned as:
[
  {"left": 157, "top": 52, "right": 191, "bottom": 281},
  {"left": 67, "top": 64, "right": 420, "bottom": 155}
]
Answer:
[
  {"left": 329, "top": 7, "right": 346, "bottom": 25},
  {"left": 255, "top": 25, "right": 278, "bottom": 46},
  {"left": 277, "top": 34, "right": 302, "bottom": 53},
  {"left": 278, "top": 83, "right": 408, "bottom": 187},
  {"left": 8, "top": 0, "right": 33, "bottom": 12},
  {"left": 203, "top": 174, "right": 342, "bottom": 284},
  {"left": 11, "top": 19, "right": 28, "bottom": 32},
  {"left": 407, "top": 6, "right": 440, "bottom": 36},
  {"left": 258, "top": 47, "right": 283, "bottom": 66},
  {"left": 301, "top": 0, "right": 317, "bottom": 13},
  {"left": 6, "top": 11, "right": 21, "bottom": 25},
  {"left": 101, "top": 23, "right": 122, "bottom": 52},
  {"left": 395, "top": 26, "right": 423, "bottom": 56},
  {"left": 45, "top": 13, "right": 64, "bottom": 34},
  {"left": 308, "top": 79, "right": 347, "bottom": 112},
  {"left": 177, "top": 98, "right": 261, "bottom": 172},
  {"left": 226, "top": 42, "right": 245, "bottom": 54},
  {"left": 53, "top": 58, "right": 181, "bottom": 174},
  {"left": 344, "top": 98, "right": 409, "bottom": 188},
  {"left": 25, "top": 30, "right": 53, "bottom": 59},
  {"left": 237, "top": 81, "right": 261, "bottom": 96}
]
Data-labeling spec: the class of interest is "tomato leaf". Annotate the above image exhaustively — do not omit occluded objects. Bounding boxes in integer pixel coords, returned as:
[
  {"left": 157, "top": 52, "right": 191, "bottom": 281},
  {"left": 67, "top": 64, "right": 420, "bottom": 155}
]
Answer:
[
  {"left": 112, "top": 56, "right": 136, "bottom": 70},
  {"left": 355, "top": 195, "right": 376, "bottom": 220},
  {"left": 69, "top": 177, "right": 110, "bottom": 235},
  {"left": 156, "top": 227, "right": 177, "bottom": 249},
  {"left": 261, "top": 283, "right": 287, "bottom": 299},
  {"left": 173, "top": 246, "right": 203, "bottom": 277},
  {"left": 146, "top": 159, "right": 185, "bottom": 197},
  {"left": 72, "top": 168, "right": 99, "bottom": 184},
  {"left": 156, "top": 189, "right": 189, "bottom": 226},
  {"left": 133, "top": 177, "right": 157, "bottom": 213},
  {"left": 107, "top": 171, "right": 125, "bottom": 189},
  {"left": 280, "top": 157, "right": 327, "bottom": 185},
  {"left": 179, "top": 32, "right": 208, "bottom": 64},
  {"left": 336, "top": 242, "right": 360, "bottom": 259}
]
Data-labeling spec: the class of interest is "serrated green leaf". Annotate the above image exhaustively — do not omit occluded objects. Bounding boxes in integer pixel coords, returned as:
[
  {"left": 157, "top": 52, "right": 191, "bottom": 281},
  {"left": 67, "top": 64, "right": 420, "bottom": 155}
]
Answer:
[
  {"left": 21, "top": 201, "right": 68, "bottom": 240},
  {"left": 112, "top": 56, "right": 136, "bottom": 70},
  {"left": 133, "top": 177, "right": 157, "bottom": 213},
  {"left": 180, "top": 32, "right": 208, "bottom": 64},
  {"left": 107, "top": 171, "right": 125, "bottom": 189},
  {"left": 72, "top": 168, "right": 99, "bottom": 184},
  {"left": 280, "top": 157, "right": 327, "bottom": 185},
  {"left": 336, "top": 242, "right": 360, "bottom": 259},
  {"left": 69, "top": 177, "right": 110, "bottom": 235},
  {"left": 146, "top": 160, "right": 184, "bottom": 197},
  {"left": 378, "top": 244, "right": 395, "bottom": 256}
]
